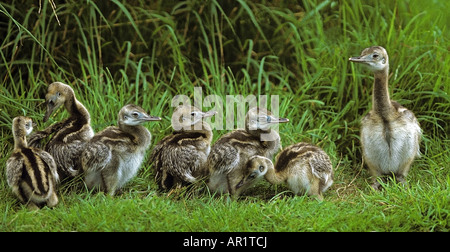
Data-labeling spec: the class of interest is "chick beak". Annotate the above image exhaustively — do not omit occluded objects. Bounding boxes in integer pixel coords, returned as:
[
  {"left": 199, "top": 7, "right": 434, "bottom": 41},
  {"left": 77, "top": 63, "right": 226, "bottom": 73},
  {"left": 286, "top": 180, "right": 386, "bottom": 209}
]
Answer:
[
  {"left": 349, "top": 55, "right": 369, "bottom": 63},
  {"left": 143, "top": 114, "right": 162, "bottom": 122},
  {"left": 202, "top": 110, "right": 217, "bottom": 118},
  {"left": 43, "top": 100, "right": 57, "bottom": 122},
  {"left": 270, "top": 116, "right": 289, "bottom": 124}
]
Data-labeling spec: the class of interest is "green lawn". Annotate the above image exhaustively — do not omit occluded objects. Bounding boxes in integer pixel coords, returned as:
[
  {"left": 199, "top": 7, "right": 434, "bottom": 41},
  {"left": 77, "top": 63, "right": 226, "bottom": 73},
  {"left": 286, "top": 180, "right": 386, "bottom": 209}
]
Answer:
[{"left": 1, "top": 0, "right": 449, "bottom": 232}]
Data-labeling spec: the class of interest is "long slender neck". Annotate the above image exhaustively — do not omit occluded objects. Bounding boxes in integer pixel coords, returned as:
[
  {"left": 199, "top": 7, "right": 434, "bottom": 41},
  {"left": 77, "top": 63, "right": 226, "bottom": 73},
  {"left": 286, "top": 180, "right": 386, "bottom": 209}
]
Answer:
[
  {"left": 264, "top": 167, "right": 285, "bottom": 185},
  {"left": 372, "top": 67, "right": 393, "bottom": 117},
  {"left": 118, "top": 123, "right": 151, "bottom": 147},
  {"left": 65, "top": 92, "right": 90, "bottom": 123},
  {"left": 199, "top": 121, "right": 213, "bottom": 143},
  {"left": 246, "top": 123, "right": 270, "bottom": 137}
]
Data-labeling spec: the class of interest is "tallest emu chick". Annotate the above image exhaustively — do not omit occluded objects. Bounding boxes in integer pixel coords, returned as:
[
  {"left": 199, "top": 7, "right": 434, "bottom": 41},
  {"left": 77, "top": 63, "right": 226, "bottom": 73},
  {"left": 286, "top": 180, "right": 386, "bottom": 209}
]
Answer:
[
  {"left": 349, "top": 46, "right": 422, "bottom": 189},
  {"left": 28, "top": 82, "right": 94, "bottom": 180}
]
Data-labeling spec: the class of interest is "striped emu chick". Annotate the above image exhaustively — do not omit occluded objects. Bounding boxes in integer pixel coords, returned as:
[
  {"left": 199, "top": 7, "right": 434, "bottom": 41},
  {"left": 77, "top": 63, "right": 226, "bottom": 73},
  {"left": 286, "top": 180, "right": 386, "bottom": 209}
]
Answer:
[
  {"left": 6, "top": 116, "right": 59, "bottom": 210},
  {"left": 81, "top": 104, "right": 160, "bottom": 195},
  {"left": 207, "top": 107, "right": 289, "bottom": 195},
  {"left": 150, "top": 105, "right": 216, "bottom": 191},
  {"left": 349, "top": 46, "right": 421, "bottom": 189},
  {"left": 28, "top": 82, "right": 94, "bottom": 180},
  {"left": 266, "top": 143, "right": 333, "bottom": 200}
]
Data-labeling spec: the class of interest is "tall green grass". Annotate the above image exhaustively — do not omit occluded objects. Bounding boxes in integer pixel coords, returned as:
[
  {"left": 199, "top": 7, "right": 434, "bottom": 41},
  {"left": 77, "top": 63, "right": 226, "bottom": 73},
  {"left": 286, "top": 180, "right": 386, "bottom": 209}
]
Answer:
[{"left": 1, "top": 0, "right": 449, "bottom": 231}]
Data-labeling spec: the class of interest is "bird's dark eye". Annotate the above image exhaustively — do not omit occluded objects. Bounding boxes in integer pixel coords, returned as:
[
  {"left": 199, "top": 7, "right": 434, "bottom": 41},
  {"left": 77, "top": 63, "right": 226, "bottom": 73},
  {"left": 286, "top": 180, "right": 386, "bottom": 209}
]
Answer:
[
  {"left": 191, "top": 112, "right": 195, "bottom": 117},
  {"left": 259, "top": 165, "right": 264, "bottom": 172},
  {"left": 56, "top": 92, "right": 61, "bottom": 97},
  {"left": 373, "top": 54, "right": 378, "bottom": 59},
  {"left": 132, "top": 112, "right": 139, "bottom": 118}
]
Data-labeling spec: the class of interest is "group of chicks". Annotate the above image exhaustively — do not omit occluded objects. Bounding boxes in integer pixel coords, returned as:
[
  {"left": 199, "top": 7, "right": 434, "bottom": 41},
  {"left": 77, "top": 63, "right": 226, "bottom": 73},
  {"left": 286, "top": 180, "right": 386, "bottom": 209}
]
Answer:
[{"left": 6, "top": 46, "right": 422, "bottom": 210}]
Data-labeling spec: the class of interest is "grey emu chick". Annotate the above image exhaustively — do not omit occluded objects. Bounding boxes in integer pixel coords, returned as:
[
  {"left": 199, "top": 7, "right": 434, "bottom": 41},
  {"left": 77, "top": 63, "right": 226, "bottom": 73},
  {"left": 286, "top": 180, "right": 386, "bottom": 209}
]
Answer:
[
  {"left": 28, "top": 82, "right": 94, "bottom": 180},
  {"left": 81, "top": 104, "right": 160, "bottom": 195},
  {"left": 349, "top": 46, "right": 422, "bottom": 189},
  {"left": 265, "top": 142, "right": 333, "bottom": 200},
  {"left": 207, "top": 107, "right": 289, "bottom": 195},
  {"left": 150, "top": 105, "right": 216, "bottom": 191}
]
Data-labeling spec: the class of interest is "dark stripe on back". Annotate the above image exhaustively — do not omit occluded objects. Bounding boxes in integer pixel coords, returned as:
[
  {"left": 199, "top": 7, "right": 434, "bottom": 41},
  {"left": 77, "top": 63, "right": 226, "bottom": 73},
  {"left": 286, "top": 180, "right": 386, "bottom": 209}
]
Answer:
[
  {"left": 20, "top": 159, "right": 34, "bottom": 194},
  {"left": 275, "top": 149, "right": 299, "bottom": 172},
  {"left": 275, "top": 143, "right": 317, "bottom": 172},
  {"left": 93, "top": 128, "right": 136, "bottom": 143},
  {"left": 216, "top": 130, "right": 266, "bottom": 150},
  {"left": 167, "top": 131, "right": 208, "bottom": 146},
  {"left": 41, "top": 157, "right": 52, "bottom": 191},
  {"left": 22, "top": 148, "right": 46, "bottom": 194},
  {"left": 226, "top": 131, "right": 258, "bottom": 143},
  {"left": 17, "top": 181, "right": 28, "bottom": 203},
  {"left": 21, "top": 149, "right": 37, "bottom": 191},
  {"left": 50, "top": 116, "right": 88, "bottom": 144},
  {"left": 49, "top": 95, "right": 88, "bottom": 144}
]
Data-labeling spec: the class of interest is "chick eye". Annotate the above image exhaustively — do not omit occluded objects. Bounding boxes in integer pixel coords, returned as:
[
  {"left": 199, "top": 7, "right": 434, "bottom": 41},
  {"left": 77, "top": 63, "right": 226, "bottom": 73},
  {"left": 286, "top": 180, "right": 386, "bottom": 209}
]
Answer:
[
  {"left": 191, "top": 112, "right": 195, "bottom": 117},
  {"left": 259, "top": 165, "right": 264, "bottom": 172},
  {"left": 373, "top": 54, "right": 378, "bottom": 59},
  {"left": 56, "top": 92, "right": 61, "bottom": 97},
  {"left": 132, "top": 112, "right": 139, "bottom": 118}
]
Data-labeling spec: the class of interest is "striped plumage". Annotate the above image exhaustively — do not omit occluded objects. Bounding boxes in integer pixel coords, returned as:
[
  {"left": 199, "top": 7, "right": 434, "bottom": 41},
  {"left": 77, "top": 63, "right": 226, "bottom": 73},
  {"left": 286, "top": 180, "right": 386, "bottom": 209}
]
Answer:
[
  {"left": 207, "top": 107, "right": 289, "bottom": 195},
  {"left": 349, "top": 46, "right": 422, "bottom": 189},
  {"left": 81, "top": 104, "right": 160, "bottom": 195},
  {"left": 265, "top": 142, "right": 333, "bottom": 200},
  {"left": 150, "top": 105, "right": 216, "bottom": 191},
  {"left": 6, "top": 116, "right": 59, "bottom": 209},
  {"left": 28, "top": 82, "right": 94, "bottom": 180}
]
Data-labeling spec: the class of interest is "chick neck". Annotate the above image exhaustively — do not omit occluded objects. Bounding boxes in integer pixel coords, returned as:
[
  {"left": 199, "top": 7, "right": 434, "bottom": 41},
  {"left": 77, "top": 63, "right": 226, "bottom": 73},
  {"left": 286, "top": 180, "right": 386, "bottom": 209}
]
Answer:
[
  {"left": 372, "top": 67, "right": 393, "bottom": 118},
  {"left": 118, "top": 122, "right": 151, "bottom": 147},
  {"left": 13, "top": 127, "right": 28, "bottom": 149},
  {"left": 64, "top": 90, "right": 91, "bottom": 123},
  {"left": 176, "top": 121, "right": 213, "bottom": 140},
  {"left": 264, "top": 166, "right": 285, "bottom": 184}
]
